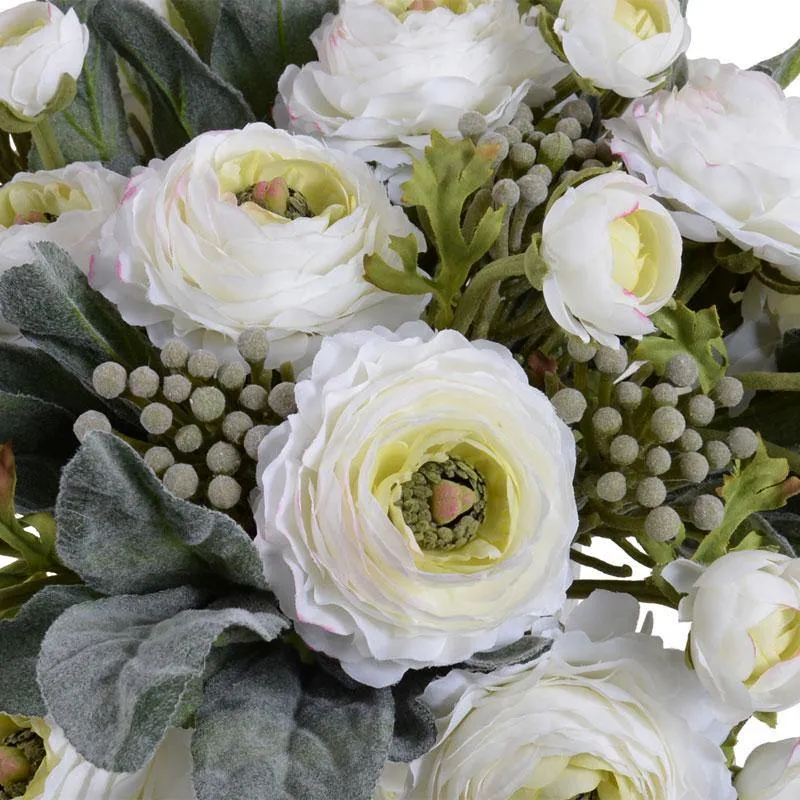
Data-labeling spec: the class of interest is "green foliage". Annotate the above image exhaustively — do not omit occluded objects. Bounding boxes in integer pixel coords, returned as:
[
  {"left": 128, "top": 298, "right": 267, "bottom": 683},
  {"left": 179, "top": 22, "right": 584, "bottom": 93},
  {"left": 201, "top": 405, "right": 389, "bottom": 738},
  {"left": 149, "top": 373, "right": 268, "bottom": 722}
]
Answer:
[
  {"left": 633, "top": 301, "right": 727, "bottom": 393},
  {"left": 544, "top": 163, "right": 620, "bottom": 217},
  {"left": 364, "top": 234, "right": 440, "bottom": 300},
  {"left": 756, "top": 262, "right": 800, "bottom": 295},
  {"left": 170, "top": 0, "right": 221, "bottom": 62},
  {"left": 388, "top": 670, "right": 438, "bottom": 763},
  {"left": 56, "top": 434, "right": 269, "bottom": 595},
  {"left": 752, "top": 37, "right": 800, "bottom": 89},
  {"left": 462, "top": 634, "right": 553, "bottom": 672},
  {"left": 693, "top": 439, "right": 800, "bottom": 563},
  {"left": 192, "top": 644, "right": 394, "bottom": 800},
  {"left": 91, "top": 0, "right": 254, "bottom": 157}
]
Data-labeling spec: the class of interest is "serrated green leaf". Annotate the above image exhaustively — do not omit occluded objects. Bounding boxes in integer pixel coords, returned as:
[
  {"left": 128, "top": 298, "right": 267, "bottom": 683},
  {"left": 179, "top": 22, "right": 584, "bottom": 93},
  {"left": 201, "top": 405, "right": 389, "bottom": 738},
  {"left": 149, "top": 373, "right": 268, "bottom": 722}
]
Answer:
[
  {"left": 38, "top": 587, "right": 288, "bottom": 772},
  {"left": 192, "top": 643, "right": 393, "bottom": 800},
  {"left": 633, "top": 301, "right": 727, "bottom": 392},
  {"left": 364, "top": 234, "right": 437, "bottom": 298},
  {"left": 752, "top": 37, "right": 800, "bottom": 89},
  {"left": 693, "top": 439, "right": 800, "bottom": 564},
  {"left": 56, "top": 433, "right": 269, "bottom": 595},
  {"left": 91, "top": 0, "right": 254, "bottom": 157}
]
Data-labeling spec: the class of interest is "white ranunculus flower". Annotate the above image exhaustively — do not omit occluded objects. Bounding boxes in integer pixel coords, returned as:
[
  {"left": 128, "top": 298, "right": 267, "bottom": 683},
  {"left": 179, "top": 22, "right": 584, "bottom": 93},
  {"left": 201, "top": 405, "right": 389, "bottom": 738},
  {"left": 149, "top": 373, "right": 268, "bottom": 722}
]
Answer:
[
  {"left": 377, "top": 591, "right": 735, "bottom": 799},
  {"left": 93, "top": 123, "right": 425, "bottom": 366},
  {"left": 0, "top": 1, "right": 89, "bottom": 121},
  {"left": 554, "top": 0, "right": 690, "bottom": 98},
  {"left": 608, "top": 60, "right": 800, "bottom": 280},
  {"left": 0, "top": 715, "right": 193, "bottom": 800},
  {"left": 276, "top": 0, "right": 568, "bottom": 172},
  {"left": 540, "top": 172, "right": 682, "bottom": 348},
  {"left": 0, "top": 162, "right": 126, "bottom": 341},
  {"left": 253, "top": 322, "right": 578, "bottom": 687},
  {"left": 736, "top": 738, "right": 800, "bottom": 800},
  {"left": 664, "top": 552, "right": 800, "bottom": 724}
]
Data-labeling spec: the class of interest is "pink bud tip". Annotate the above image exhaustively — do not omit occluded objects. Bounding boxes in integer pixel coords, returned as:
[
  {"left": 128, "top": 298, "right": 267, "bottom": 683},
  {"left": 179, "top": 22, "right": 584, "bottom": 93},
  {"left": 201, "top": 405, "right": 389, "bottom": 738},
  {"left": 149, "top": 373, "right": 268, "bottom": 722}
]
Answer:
[{"left": 431, "top": 480, "right": 476, "bottom": 525}]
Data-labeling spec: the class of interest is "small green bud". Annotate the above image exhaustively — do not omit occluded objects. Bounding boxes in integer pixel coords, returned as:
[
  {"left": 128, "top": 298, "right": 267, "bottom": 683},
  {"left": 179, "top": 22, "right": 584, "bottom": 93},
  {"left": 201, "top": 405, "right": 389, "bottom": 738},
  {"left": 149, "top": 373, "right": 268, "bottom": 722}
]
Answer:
[
  {"left": 239, "top": 384, "right": 268, "bottom": 413},
  {"left": 551, "top": 388, "right": 587, "bottom": 424},
  {"left": 268, "top": 382, "right": 298, "bottom": 418},
  {"left": 477, "top": 132, "right": 510, "bottom": 167},
  {"left": 678, "top": 428, "right": 703, "bottom": 452},
  {"left": 594, "top": 345, "right": 628, "bottom": 376},
  {"left": 592, "top": 407, "right": 623, "bottom": 437},
  {"left": 0, "top": 744, "right": 31, "bottom": 785},
  {"left": 595, "top": 140, "right": 614, "bottom": 164},
  {"left": 458, "top": 111, "right": 488, "bottom": 140},
  {"left": 237, "top": 328, "right": 270, "bottom": 363},
  {"left": 527, "top": 163, "right": 552, "bottom": 185},
  {"left": 206, "top": 441, "right": 241, "bottom": 476},
  {"left": 596, "top": 471, "right": 627, "bottom": 503},
  {"left": 163, "top": 463, "right": 199, "bottom": 499},
  {"left": 128, "top": 366, "right": 160, "bottom": 399},
  {"left": 728, "top": 427, "right": 759, "bottom": 459},
  {"left": 567, "top": 336, "right": 597, "bottom": 363},
  {"left": 645, "top": 506, "right": 682, "bottom": 542},
  {"left": 517, "top": 175, "right": 548, "bottom": 207},
  {"left": 690, "top": 494, "right": 725, "bottom": 531},
  {"left": 615, "top": 381, "right": 642, "bottom": 409},
  {"left": 512, "top": 104, "right": 533, "bottom": 125},
  {"left": 495, "top": 125, "right": 523, "bottom": 146},
  {"left": 143, "top": 446, "right": 174, "bottom": 475},
  {"left": 705, "top": 439, "right": 731, "bottom": 470},
  {"left": 92, "top": 362, "right": 127, "bottom": 399},
  {"left": 679, "top": 452, "right": 709, "bottom": 483},
  {"left": 554, "top": 117, "right": 582, "bottom": 141},
  {"left": 222, "top": 411, "right": 253, "bottom": 445},
  {"left": 686, "top": 394, "right": 715, "bottom": 427},
  {"left": 73, "top": 410, "right": 112, "bottom": 442},
  {"left": 491, "top": 178, "right": 520, "bottom": 210},
  {"left": 190, "top": 386, "right": 226, "bottom": 422},
  {"left": 572, "top": 138, "right": 596, "bottom": 161},
  {"left": 650, "top": 406, "right": 686, "bottom": 443},
  {"left": 560, "top": 99, "right": 593, "bottom": 128},
  {"left": 162, "top": 374, "right": 192, "bottom": 404},
  {"left": 609, "top": 434, "right": 639, "bottom": 466},
  {"left": 712, "top": 376, "right": 744, "bottom": 408},
  {"left": 560, "top": 169, "right": 578, "bottom": 183},
  {"left": 582, "top": 158, "right": 606, "bottom": 170},
  {"left": 509, "top": 142, "right": 537, "bottom": 172},
  {"left": 140, "top": 402, "right": 173, "bottom": 435},
  {"left": 187, "top": 349, "right": 218, "bottom": 380},
  {"left": 538, "top": 131, "right": 573, "bottom": 173},
  {"left": 651, "top": 383, "right": 678, "bottom": 407},
  {"left": 244, "top": 424, "right": 271, "bottom": 460},
  {"left": 664, "top": 354, "right": 699, "bottom": 387},
  {"left": 636, "top": 477, "right": 666, "bottom": 508},
  {"left": 174, "top": 424, "right": 203, "bottom": 453},
  {"left": 644, "top": 445, "right": 672, "bottom": 476},
  {"left": 207, "top": 475, "right": 242, "bottom": 510},
  {"left": 160, "top": 339, "right": 189, "bottom": 369},
  {"left": 217, "top": 361, "right": 248, "bottom": 392}
]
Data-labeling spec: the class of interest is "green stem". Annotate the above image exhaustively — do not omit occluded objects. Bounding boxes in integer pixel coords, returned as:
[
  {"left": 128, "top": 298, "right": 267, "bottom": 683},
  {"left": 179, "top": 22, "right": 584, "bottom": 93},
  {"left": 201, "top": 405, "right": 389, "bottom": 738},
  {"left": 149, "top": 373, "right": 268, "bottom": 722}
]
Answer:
[
  {"left": 541, "top": 74, "right": 580, "bottom": 116},
  {"left": 29, "top": 117, "right": 64, "bottom": 170},
  {"left": 613, "top": 536, "right": 656, "bottom": 568},
  {"left": 567, "top": 578, "right": 675, "bottom": 607},
  {"left": 451, "top": 255, "right": 525, "bottom": 334},
  {"left": 570, "top": 548, "right": 633, "bottom": 578},
  {"left": 738, "top": 372, "right": 800, "bottom": 392}
]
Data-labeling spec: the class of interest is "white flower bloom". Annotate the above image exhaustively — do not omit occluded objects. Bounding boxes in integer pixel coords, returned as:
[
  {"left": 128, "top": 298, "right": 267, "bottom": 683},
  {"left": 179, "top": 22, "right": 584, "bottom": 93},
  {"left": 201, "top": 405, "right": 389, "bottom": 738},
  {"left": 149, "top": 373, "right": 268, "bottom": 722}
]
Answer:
[
  {"left": 540, "top": 172, "right": 682, "bottom": 348},
  {"left": 736, "top": 738, "right": 800, "bottom": 800},
  {"left": 664, "top": 552, "right": 800, "bottom": 724},
  {"left": 608, "top": 60, "right": 800, "bottom": 280},
  {"left": 253, "top": 323, "right": 578, "bottom": 687},
  {"left": 554, "top": 0, "right": 690, "bottom": 98},
  {"left": 276, "top": 0, "right": 568, "bottom": 172},
  {"left": 93, "top": 123, "right": 425, "bottom": 366},
  {"left": 377, "top": 591, "right": 735, "bottom": 799},
  {"left": 0, "top": 1, "right": 89, "bottom": 120},
  {"left": 0, "top": 715, "right": 193, "bottom": 800},
  {"left": 0, "top": 162, "right": 126, "bottom": 341}
]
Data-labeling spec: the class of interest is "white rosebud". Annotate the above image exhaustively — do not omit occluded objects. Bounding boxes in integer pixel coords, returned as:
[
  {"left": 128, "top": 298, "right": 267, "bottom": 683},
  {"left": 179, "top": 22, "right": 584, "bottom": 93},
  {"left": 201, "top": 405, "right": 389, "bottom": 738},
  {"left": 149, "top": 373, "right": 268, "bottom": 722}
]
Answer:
[
  {"left": 736, "top": 738, "right": 800, "bottom": 800},
  {"left": 541, "top": 173, "right": 682, "bottom": 347},
  {"left": 94, "top": 123, "right": 427, "bottom": 366},
  {"left": 555, "top": 0, "right": 690, "bottom": 98},
  {"left": 664, "top": 552, "right": 800, "bottom": 724},
  {"left": 0, "top": 2, "right": 89, "bottom": 122},
  {"left": 276, "top": 0, "right": 568, "bottom": 180},
  {"left": 0, "top": 163, "right": 125, "bottom": 341},
  {"left": 608, "top": 60, "right": 800, "bottom": 279},
  {"left": 376, "top": 591, "right": 735, "bottom": 799},
  {"left": 254, "top": 322, "right": 578, "bottom": 687}
]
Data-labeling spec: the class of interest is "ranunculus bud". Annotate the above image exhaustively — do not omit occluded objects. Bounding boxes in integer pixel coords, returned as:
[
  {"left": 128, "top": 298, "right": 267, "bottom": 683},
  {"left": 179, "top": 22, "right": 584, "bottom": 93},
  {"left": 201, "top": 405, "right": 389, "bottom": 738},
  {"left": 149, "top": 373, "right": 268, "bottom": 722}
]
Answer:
[{"left": 736, "top": 738, "right": 800, "bottom": 800}]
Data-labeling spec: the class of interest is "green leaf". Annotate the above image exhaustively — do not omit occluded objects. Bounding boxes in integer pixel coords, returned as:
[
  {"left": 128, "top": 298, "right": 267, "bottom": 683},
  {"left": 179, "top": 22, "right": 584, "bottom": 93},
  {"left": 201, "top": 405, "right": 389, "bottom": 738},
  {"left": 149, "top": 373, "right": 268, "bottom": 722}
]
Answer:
[
  {"left": 633, "top": 301, "right": 727, "bottom": 393},
  {"left": 38, "top": 587, "right": 288, "bottom": 772},
  {"left": 752, "top": 37, "right": 800, "bottom": 89},
  {"left": 91, "top": 0, "right": 254, "bottom": 157},
  {"left": 756, "top": 262, "right": 800, "bottom": 295},
  {"left": 192, "top": 644, "right": 394, "bottom": 800},
  {"left": 0, "top": 391, "right": 76, "bottom": 512},
  {"left": 170, "top": 0, "right": 221, "bottom": 62},
  {"left": 211, "top": 0, "right": 337, "bottom": 120},
  {"left": 693, "top": 439, "right": 800, "bottom": 563},
  {"left": 56, "top": 433, "right": 269, "bottom": 595},
  {"left": 364, "top": 234, "right": 437, "bottom": 298},
  {"left": 0, "top": 585, "right": 95, "bottom": 716},
  {"left": 462, "top": 634, "right": 553, "bottom": 672},
  {"left": 545, "top": 164, "right": 620, "bottom": 217},
  {"left": 0, "top": 243, "right": 159, "bottom": 390},
  {"left": 388, "top": 670, "right": 437, "bottom": 764}
]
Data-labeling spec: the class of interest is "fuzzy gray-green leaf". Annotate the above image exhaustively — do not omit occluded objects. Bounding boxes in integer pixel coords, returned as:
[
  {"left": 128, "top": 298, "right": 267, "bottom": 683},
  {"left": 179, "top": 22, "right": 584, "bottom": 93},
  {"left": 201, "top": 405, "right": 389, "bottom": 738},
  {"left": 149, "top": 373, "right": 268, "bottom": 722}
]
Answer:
[
  {"left": 752, "top": 37, "right": 800, "bottom": 89},
  {"left": 56, "top": 433, "right": 268, "bottom": 595}
]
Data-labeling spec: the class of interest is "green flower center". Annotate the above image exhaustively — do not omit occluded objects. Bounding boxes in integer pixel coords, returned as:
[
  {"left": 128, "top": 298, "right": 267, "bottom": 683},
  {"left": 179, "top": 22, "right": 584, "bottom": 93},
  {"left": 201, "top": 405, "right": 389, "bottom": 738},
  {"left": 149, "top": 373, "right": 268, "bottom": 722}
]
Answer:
[
  {"left": 0, "top": 721, "right": 44, "bottom": 800},
  {"left": 397, "top": 457, "right": 487, "bottom": 551},
  {"left": 0, "top": 181, "right": 91, "bottom": 228},
  {"left": 236, "top": 179, "right": 314, "bottom": 220},
  {"left": 613, "top": 0, "right": 669, "bottom": 40},
  {"left": 608, "top": 209, "right": 661, "bottom": 300}
]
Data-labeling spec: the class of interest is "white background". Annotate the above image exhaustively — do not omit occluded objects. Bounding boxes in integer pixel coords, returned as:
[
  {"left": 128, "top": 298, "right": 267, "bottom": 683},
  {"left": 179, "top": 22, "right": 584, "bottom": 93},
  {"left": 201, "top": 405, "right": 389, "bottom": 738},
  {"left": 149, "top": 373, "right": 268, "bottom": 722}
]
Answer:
[{"left": 0, "top": 0, "right": 798, "bottom": 763}]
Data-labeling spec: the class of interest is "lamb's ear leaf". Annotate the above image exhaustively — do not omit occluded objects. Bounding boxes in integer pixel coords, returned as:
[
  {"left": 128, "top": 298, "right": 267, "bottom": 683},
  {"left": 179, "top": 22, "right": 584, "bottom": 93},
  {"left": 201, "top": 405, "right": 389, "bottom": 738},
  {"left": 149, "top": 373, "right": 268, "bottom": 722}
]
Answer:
[{"left": 752, "top": 37, "right": 800, "bottom": 90}]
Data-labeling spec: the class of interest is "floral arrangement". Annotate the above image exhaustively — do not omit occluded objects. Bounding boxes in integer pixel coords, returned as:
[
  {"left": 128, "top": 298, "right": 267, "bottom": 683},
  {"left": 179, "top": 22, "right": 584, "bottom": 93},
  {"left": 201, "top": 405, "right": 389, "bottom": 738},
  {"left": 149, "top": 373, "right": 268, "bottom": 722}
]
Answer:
[{"left": 0, "top": 0, "right": 800, "bottom": 798}]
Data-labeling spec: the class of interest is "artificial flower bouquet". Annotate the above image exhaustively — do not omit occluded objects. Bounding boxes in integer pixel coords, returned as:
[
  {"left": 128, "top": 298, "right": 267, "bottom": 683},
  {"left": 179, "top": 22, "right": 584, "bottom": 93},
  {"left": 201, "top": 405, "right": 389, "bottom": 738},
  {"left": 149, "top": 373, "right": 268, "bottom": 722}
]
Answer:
[{"left": 0, "top": 0, "right": 800, "bottom": 797}]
